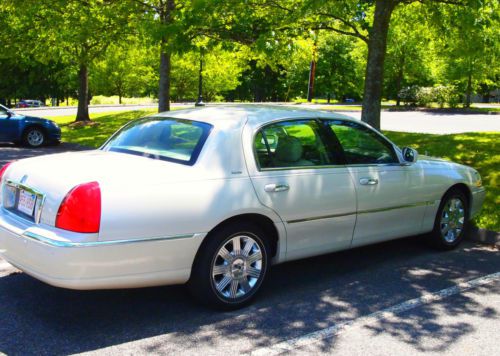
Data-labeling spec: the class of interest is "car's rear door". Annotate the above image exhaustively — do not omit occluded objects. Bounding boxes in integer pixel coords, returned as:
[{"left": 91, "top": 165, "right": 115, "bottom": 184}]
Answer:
[
  {"left": 324, "top": 119, "right": 427, "bottom": 247},
  {"left": 244, "top": 118, "right": 357, "bottom": 261}
]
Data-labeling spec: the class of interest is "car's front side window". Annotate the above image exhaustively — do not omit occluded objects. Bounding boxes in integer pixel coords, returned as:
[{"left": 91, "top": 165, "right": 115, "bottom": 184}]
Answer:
[
  {"left": 327, "top": 120, "right": 398, "bottom": 165},
  {"left": 255, "top": 119, "right": 333, "bottom": 169}
]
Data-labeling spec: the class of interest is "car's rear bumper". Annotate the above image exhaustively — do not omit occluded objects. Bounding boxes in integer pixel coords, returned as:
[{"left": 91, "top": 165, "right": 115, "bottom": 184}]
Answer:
[{"left": 0, "top": 209, "right": 204, "bottom": 289}]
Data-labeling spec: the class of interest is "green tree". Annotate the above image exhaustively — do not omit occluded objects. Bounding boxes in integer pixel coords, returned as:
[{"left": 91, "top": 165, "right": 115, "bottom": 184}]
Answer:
[
  {"left": 263, "top": 0, "right": 471, "bottom": 129},
  {"left": 315, "top": 33, "right": 364, "bottom": 102},
  {"left": 384, "top": 3, "right": 436, "bottom": 105},
  {"left": 92, "top": 42, "right": 157, "bottom": 103},
  {"left": 2, "top": 0, "right": 135, "bottom": 121},
  {"left": 433, "top": 0, "right": 500, "bottom": 107}
]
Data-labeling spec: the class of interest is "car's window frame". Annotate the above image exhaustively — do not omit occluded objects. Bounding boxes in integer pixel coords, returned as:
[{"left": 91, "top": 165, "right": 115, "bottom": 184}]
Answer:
[
  {"left": 323, "top": 119, "right": 400, "bottom": 166},
  {"left": 252, "top": 118, "right": 346, "bottom": 171},
  {"left": 101, "top": 116, "right": 213, "bottom": 166}
]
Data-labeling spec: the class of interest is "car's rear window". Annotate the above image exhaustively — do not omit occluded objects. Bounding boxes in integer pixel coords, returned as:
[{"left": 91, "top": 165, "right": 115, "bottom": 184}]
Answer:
[{"left": 102, "top": 117, "right": 213, "bottom": 165}]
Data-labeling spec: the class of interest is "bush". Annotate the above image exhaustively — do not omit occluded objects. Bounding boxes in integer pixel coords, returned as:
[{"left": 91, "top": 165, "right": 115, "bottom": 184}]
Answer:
[
  {"left": 398, "top": 85, "right": 459, "bottom": 108},
  {"left": 432, "top": 85, "right": 460, "bottom": 108},
  {"left": 398, "top": 85, "right": 419, "bottom": 105},
  {"left": 415, "top": 87, "right": 434, "bottom": 107}
]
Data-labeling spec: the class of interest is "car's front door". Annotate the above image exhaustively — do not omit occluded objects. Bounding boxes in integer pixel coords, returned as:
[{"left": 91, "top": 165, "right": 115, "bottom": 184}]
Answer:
[
  {"left": 0, "top": 107, "right": 19, "bottom": 142},
  {"left": 325, "top": 120, "right": 427, "bottom": 247},
  {"left": 245, "top": 119, "right": 357, "bottom": 261}
]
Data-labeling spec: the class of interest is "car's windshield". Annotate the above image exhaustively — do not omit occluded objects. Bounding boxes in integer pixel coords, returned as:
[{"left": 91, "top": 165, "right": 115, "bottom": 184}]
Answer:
[
  {"left": 0, "top": 105, "right": 12, "bottom": 116},
  {"left": 102, "top": 117, "right": 213, "bottom": 165}
]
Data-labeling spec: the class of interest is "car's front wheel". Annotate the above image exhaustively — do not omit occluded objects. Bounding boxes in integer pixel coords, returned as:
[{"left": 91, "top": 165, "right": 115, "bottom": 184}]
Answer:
[
  {"left": 189, "top": 223, "right": 270, "bottom": 310},
  {"left": 430, "top": 189, "right": 469, "bottom": 250},
  {"left": 23, "top": 127, "right": 46, "bottom": 148}
]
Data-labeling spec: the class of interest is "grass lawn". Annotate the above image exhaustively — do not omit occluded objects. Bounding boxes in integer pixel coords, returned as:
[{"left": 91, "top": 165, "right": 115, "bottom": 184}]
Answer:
[
  {"left": 48, "top": 109, "right": 157, "bottom": 147},
  {"left": 56, "top": 110, "right": 499, "bottom": 231}
]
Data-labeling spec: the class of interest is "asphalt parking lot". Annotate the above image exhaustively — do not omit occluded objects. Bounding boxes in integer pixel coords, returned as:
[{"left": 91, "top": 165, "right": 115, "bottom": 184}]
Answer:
[{"left": 0, "top": 139, "right": 499, "bottom": 355}]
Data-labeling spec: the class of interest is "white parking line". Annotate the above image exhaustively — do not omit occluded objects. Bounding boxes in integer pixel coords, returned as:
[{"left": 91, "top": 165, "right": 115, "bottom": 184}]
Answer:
[
  {"left": 0, "top": 260, "right": 11, "bottom": 269},
  {"left": 251, "top": 271, "right": 500, "bottom": 356},
  {"left": 0, "top": 260, "right": 15, "bottom": 277}
]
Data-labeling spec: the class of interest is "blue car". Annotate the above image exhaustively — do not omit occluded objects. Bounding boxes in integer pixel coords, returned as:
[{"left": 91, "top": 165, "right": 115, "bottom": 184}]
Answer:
[{"left": 0, "top": 104, "right": 61, "bottom": 147}]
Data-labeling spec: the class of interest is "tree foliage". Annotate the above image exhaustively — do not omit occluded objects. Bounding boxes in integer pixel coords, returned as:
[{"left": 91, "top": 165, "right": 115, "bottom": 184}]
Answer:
[{"left": 0, "top": 0, "right": 498, "bottom": 125}]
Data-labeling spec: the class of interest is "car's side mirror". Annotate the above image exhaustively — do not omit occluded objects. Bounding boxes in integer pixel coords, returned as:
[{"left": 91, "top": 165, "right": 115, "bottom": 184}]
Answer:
[{"left": 402, "top": 147, "right": 418, "bottom": 163}]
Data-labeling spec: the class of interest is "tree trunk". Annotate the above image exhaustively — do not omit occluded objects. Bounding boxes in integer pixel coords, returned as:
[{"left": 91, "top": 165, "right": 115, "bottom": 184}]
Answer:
[
  {"left": 396, "top": 53, "right": 405, "bottom": 106},
  {"left": 361, "top": 0, "right": 397, "bottom": 130},
  {"left": 157, "top": 0, "right": 175, "bottom": 113},
  {"left": 158, "top": 48, "right": 171, "bottom": 112},
  {"left": 75, "top": 63, "right": 90, "bottom": 121},
  {"left": 465, "top": 71, "right": 472, "bottom": 108}
]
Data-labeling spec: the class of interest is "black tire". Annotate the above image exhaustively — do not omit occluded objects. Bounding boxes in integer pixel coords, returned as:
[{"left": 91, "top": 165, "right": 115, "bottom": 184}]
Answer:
[
  {"left": 429, "top": 189, "right": 469, "bottom": 250},
  {"left": 188, "top": 222, "right": 270, "bottom": 310},
  {"left": 22, "top": 127, "right": 46, "bottom": 148}
]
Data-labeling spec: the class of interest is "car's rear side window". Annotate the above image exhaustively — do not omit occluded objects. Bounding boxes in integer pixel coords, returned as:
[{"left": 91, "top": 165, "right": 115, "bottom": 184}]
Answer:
[
  {"left": 102, "top": 118, "right": 212, "bottom": 165},
  {"left": 254, "top": 119, "right": 333, "bottom": 169}
]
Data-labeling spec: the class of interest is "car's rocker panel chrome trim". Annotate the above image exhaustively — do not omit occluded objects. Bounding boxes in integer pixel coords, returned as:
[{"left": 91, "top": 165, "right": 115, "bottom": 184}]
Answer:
[
  {"left": 287, "top": 201, "right": 435, "bottom": 224},
  {"left": 21, "top": 231, "right": 197, "bottom": 248}
]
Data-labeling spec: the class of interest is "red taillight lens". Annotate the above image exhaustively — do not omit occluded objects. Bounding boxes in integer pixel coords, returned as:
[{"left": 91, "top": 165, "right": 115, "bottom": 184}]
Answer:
[
  {"left": 56, "top": 181, "right": 101, "bottom": 233},
  {"left": 0, "top": 162, "right": 14, "bottom": 182}
]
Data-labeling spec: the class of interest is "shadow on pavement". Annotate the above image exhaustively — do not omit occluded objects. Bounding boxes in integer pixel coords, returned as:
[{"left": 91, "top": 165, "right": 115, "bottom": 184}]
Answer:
[
  {"left": 0, "top": 143, "right": 91, "bottom": 167},
  {"left": 0, "top": 237, "right": 498, "bottom": 355}
]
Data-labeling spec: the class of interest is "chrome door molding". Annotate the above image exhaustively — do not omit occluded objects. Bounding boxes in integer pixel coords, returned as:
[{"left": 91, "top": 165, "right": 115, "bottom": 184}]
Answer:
[{"left": 286, "top": 200, "right": 436, "bottom": 224}]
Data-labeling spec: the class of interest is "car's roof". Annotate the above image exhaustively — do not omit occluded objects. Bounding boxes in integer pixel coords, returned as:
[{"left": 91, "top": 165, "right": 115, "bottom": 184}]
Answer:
[{"left": 153, "top": 104, "right": 357, "bottom": 129}]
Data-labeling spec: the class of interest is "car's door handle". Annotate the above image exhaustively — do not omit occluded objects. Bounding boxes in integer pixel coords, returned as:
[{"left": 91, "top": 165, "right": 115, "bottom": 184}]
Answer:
[
  {"left": 359, "top": 177, "right": 378, "bottom": 185},
  {"left": 264, "top": 183, "right": 290, "bottom": 192}
]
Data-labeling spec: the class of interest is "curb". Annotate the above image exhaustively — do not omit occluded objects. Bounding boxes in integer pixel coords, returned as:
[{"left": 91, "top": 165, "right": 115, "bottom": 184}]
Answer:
[{"left": 467, "top": 226, "right": 500, "bottom": 246}]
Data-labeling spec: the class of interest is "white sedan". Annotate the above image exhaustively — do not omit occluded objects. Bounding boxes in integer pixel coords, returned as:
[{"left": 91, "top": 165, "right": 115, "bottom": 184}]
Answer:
[{"left": 0, "top": 106, "right": 485, "bottom": 309}]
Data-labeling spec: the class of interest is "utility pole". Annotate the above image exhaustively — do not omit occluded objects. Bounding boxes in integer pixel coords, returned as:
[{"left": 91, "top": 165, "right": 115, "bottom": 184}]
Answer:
[
  {"left": 307, "top": 34, "right": 318, "bottom": 103},
  {"left": 195, "top": 47, "right": 205, "bottom": 107}
]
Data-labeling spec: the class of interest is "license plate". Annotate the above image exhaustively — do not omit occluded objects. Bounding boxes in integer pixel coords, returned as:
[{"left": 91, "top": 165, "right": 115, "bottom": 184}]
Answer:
[{"left": 17, "top": 189, "right": 37, "bottom": 217}]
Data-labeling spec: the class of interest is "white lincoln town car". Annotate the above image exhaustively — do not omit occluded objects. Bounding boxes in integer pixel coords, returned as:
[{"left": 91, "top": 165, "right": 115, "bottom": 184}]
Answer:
[{"left": 0, "top": 106, "right": 485, "bottom": 309}]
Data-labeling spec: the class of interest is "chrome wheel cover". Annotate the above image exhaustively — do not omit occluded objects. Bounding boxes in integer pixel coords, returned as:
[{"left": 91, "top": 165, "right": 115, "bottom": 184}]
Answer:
[
  {"left": 27, "top": 130, "right": 44, "bottom": 146},
  {"left": 212, "top": 234, "right": 263, "bottom": 300},
  {"left": 440, "top": 197, "right": 465, "bottom": 243}
]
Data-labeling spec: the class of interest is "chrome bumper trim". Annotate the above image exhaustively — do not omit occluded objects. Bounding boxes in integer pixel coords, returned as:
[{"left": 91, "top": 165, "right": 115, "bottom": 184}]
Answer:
[{"left": 22, "top": 231, "right": 196, "bottom": 248}]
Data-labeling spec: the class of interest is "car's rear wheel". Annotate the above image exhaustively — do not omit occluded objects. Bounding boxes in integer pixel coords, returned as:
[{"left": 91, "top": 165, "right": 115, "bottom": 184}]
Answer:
[
  {"left": 23, "top": 127, "right": 46, "bottom": 147},
  {"left": 188, "top": 222, "right": 270, "bottom": 310},
  {"left": 429, "top": 189, "right": 469, "bottom": 250}
]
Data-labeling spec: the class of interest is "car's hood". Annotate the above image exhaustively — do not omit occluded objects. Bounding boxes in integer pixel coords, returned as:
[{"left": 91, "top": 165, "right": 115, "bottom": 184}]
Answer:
[
  {"left": 418, "top": 154, "right": 471, "bottom": 172},
  {"left": 11, "top": 113, "right": 52, "bottom": 124},
  {"left": 419, "top": 155, "right": 449, "bottom": 163}
]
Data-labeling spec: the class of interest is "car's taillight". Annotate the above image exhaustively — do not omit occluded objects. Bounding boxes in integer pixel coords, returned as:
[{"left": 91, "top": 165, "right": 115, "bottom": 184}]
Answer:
[
  {"left": 56, "top": 182, "right": 101, "bottom": 233},
  {"left": 0, "top": 162, "right": 14, "bottom": 182}
]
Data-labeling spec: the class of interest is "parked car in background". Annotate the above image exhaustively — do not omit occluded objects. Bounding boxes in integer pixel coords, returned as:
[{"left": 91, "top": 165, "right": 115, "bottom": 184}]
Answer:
[
  {"left": 0, "top": 106, "right": 485, "bottom": 309},
  {"left": 0, "top": 104, "right": 61, "bottom": 147},
  {"left": 15, "top": 100, "right": 46, "bottom": 108}
]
